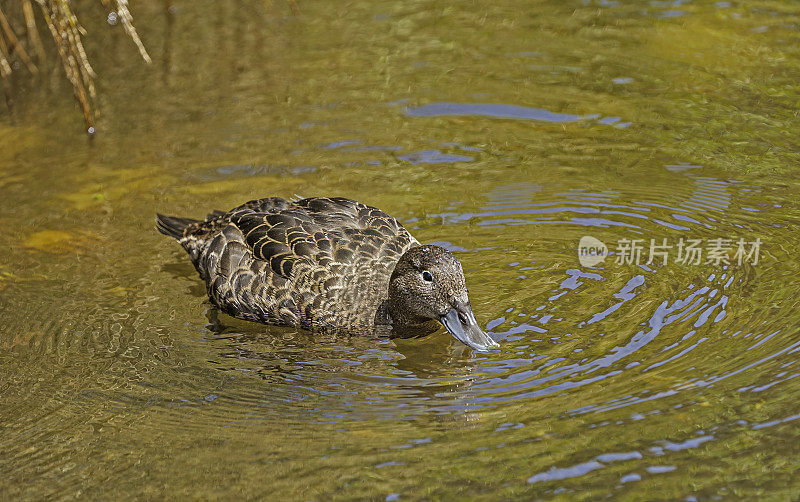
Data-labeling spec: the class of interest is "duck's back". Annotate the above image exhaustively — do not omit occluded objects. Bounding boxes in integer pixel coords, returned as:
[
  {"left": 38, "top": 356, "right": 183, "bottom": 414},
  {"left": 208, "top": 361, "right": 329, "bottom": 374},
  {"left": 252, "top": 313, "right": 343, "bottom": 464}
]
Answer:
[{"left": 157, "top": 197, "right": 419, "bottom": 329}]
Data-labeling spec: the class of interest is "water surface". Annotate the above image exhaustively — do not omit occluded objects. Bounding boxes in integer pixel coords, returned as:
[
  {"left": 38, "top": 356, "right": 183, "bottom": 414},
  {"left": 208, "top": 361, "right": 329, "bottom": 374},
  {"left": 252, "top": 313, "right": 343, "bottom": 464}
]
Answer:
[{"left": 2, "top": 0, "right": 800, "bottom": 499}]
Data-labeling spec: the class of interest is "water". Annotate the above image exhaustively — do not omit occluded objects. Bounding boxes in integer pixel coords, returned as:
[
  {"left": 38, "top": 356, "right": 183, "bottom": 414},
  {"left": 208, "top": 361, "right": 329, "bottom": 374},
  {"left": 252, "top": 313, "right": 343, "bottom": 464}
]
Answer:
[{"left": 2, "top": 0, "right": 800, "bottom": 499}]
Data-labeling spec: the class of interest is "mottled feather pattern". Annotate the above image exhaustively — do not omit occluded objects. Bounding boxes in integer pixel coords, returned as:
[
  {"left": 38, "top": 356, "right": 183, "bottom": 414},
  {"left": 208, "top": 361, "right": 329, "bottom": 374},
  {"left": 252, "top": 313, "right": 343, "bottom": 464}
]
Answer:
[{"left": 171, "top": 197, "right": 418, "bottom": 329}]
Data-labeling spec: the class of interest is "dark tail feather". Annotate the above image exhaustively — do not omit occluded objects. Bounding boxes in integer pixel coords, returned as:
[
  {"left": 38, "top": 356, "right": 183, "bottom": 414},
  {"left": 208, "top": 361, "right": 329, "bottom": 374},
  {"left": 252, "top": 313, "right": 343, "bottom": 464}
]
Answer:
[{"left": 156, "top": 213, "right": 200, "bottom": 240}]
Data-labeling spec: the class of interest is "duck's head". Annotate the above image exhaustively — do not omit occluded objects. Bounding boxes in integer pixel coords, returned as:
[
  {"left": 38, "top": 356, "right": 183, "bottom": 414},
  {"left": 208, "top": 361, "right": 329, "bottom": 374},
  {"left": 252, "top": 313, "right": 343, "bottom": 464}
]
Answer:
[{"left": 387, "top": 245, "right": 499, "bottom": 351}]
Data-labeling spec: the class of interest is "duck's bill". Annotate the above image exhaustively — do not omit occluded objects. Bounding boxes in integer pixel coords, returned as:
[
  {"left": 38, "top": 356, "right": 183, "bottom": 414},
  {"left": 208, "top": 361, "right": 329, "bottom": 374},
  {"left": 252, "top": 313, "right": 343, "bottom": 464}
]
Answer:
[{"left": 440, "top": 306, "right": 499, "bottom": 351}]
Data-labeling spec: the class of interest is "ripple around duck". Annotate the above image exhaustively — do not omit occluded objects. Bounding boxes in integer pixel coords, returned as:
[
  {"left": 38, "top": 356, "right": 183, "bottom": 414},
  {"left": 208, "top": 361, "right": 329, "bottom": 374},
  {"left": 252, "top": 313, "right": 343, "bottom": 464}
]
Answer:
[
  {"left": 5, "top": 169, "right": 798, "bottom": 494},
  {"left": 423, "top": 171, "right": 800, "bottom": 415},
  {"left": 436, "top": 172, "right": 780, "bottom": 238},
  {"left": 181, "top": 323, "right": 501, "bottom": 422},
  {"left": 97, "top": 168, "right": 797, "bottom": 428}
]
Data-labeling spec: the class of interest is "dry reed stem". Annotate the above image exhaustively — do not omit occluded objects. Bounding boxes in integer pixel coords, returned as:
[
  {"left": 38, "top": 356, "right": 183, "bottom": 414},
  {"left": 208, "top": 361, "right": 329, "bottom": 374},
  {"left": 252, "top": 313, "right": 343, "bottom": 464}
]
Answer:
[
  {"left": 0, "top": 5, "right": 38, "bottom": 74},
  {"left": 36, "top": 0, "right": 95, "bottom": 131},
  {"left": 0, "top": 32, "right": 13, "bottom": 78},
  {"left": 22, "top": 0, "right": 47, "bottom": 66},
  {"left": 1, "top": 0, "right": 151, "bottom": 132},
  {"left": 113, "top": 0, "right": 151, "bottom": 63}
]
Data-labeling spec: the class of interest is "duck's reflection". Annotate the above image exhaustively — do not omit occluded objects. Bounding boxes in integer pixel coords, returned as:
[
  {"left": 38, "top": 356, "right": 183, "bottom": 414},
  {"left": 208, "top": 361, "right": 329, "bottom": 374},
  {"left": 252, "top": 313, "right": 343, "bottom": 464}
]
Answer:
[{"left": 201, "top": 306, "right": 491, "bottom": 421}]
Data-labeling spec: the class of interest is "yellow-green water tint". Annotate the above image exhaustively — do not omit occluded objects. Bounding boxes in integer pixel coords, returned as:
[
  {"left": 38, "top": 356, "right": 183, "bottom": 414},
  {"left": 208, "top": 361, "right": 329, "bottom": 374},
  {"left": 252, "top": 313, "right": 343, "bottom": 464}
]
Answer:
[{"left": 2, "top": 0, "right": 800, "bottom": 499}]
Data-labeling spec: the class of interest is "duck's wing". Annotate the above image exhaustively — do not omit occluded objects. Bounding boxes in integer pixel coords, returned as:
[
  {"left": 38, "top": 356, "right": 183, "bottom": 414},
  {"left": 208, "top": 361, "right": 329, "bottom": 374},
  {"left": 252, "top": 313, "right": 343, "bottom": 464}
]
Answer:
[
  {"left": 177, "top": 196, "right": 418, "bottom": 328},
  {"left": 227, "top": 197, "right": 418, "bottom": 281},
  {"left": 295, "top": 197, "right": 420, "bottom": 264}
]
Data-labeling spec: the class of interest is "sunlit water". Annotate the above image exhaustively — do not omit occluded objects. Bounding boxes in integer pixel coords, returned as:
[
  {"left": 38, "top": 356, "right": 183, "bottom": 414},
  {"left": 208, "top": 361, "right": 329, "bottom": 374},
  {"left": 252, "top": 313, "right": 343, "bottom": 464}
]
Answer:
[{"left": 2, "top": 0, "right": 800, "bottom": 499}]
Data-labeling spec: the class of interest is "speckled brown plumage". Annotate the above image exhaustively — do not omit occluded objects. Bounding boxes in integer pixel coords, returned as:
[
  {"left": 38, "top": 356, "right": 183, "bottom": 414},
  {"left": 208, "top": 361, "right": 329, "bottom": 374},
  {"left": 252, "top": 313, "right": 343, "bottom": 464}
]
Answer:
[
  {"left": 158, "top": 197, "right": 418, "bottom": 329},
  {"left": 156, "top": 196, "right": 499, "bottom": 350}
]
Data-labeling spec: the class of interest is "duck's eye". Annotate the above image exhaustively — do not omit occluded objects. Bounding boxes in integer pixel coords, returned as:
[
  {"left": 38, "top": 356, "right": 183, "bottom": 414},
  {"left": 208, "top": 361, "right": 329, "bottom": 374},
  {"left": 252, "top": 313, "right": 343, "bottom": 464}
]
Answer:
[{"left": 421, "top": 270, "right": 433, "bottom": 282}]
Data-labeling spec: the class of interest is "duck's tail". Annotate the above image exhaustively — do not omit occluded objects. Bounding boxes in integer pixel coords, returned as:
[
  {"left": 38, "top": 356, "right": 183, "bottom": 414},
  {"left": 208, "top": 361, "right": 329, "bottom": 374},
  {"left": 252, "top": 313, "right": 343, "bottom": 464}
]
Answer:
[{"left": 156, "top": 213, "right": 200, "bottom": 240}]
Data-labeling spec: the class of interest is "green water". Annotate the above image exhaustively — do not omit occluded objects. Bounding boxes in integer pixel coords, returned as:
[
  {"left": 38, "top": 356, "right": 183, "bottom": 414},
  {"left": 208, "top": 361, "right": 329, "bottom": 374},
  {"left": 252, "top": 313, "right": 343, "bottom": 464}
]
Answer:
[{"left": 2, "top": 0, "right": 800, "bottom": 499}]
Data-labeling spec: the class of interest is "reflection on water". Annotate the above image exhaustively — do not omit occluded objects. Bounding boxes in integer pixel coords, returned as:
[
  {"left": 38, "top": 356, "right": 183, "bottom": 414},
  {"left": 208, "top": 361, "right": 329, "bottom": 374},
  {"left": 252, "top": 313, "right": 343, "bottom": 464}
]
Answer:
[
  {"left": 406, "top": 102, "right": 633, "bottom": 129},
  {"left": 2, "top": 0, "right": 800, "bottom": 499}
]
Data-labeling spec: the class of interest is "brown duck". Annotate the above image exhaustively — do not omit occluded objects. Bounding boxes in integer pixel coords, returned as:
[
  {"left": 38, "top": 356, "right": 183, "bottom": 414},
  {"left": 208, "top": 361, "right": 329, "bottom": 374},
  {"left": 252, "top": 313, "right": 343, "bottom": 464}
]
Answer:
[{"left": 156, "top": 196, "right": 498, "bottom": 350}]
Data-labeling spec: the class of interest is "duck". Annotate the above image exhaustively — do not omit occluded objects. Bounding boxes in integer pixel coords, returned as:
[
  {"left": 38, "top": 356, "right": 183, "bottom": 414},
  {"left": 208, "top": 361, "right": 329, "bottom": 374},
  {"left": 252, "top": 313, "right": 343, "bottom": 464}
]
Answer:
[{"left": 156, "top": 196, "right": 498, "bottom": 351}]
